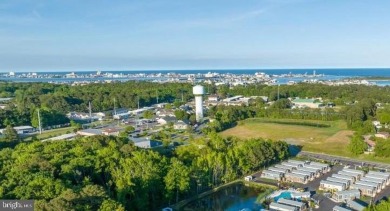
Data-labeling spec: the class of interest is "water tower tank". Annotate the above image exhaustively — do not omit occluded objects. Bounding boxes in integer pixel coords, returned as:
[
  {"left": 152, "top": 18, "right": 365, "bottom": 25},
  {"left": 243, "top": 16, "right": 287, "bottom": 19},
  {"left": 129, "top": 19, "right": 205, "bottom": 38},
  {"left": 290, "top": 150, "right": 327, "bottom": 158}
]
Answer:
[{"left": 193, "top": 85, "right": 205, "bottom": 95}]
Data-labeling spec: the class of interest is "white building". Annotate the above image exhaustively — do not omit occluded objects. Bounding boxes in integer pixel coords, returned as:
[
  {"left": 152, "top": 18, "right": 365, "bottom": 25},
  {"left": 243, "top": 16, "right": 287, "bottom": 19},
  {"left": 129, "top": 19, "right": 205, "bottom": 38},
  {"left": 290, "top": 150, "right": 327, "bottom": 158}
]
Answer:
[{"left": 319, "top": 180, "right": 346, "bottom": 192}]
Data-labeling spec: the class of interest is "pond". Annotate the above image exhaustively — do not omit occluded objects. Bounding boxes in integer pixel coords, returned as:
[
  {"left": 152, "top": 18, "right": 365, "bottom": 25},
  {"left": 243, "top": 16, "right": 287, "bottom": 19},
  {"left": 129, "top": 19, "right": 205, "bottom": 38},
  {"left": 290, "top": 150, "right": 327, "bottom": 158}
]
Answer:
[{"left": 182, "top": 183, "right": 270, "bottom": 211}]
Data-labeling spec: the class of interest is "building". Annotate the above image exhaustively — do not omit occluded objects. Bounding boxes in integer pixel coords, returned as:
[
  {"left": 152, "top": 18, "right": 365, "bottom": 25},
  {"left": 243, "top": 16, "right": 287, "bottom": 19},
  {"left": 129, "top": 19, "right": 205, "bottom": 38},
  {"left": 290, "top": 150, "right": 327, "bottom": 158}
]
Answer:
[
  {"left": 367, "top": 171, "right": 390, "bottom": 185},
  {"left": 261, "top": 170, "right": 283, "bottom": 181},
  {"left": 269, "top": 167, "right": 290, "bottom": 174},
  {"left": 319, "top": 180, "right": 346, "bottom": 192},
  {"left": 277, "top": 198, "right": 305, "bottom": 211},
  {"left": 284, "top": 173, "right": 309, "bottom": 184},
  {"left": 347, "top": 200, "right": 366, "bottom": 211},
  {"left": 102, "top": 128, "right": 121, "bottom": 136},
  {"left": 332, "top": 174, "right": 355, "bottom": 183},
  {"left": 131, "top": 138, "right": 162, "bottom": 149},
  {"left": 41, "top": 133, "right": 78, "bottom": 142},
  {"left": 304, "top": 165, "right": 324, "bottom": 175},
  {"left": 193, "top": 85, "right": 205, "bottom": 122},
  {"left": 157, "top": 117, "right": 177, "bottom": 125},
  {"left": 333, "top": 205, "right": 352, "bottom": 211},
  {"left": 292, "top": 98, "right": 324, "bottom": 108},
  {"left": 173, "top": 120, "right": 190, "bottom": 130},
  {"left": 287, "top": 160, "right": 308, "bottom": 166},
  {"left": 354, "top": 181, "right": 381, "bottom": 193},
  {"left": 269, "top": 202, "right": 298, "bottom": 211},
  {"left": 77, "top": 129, "right": 102, "bottom": 136},
  {"left": 297, "top": 167, "right": 321, "bottom": 177},
  {"left": 308, "top": 162, "right": 331, "bottom": 173},
  {"left": 365, "top": 174, "right": 389, "bottom": 186},
  {"left": 375, "top": 132, "right": 390, "bottom": 139},
  {"left": 0, "top": 126, "right": 35, "bottom": 135},
  {"left": 275, "top": 164, "right": 295, "bottom": 172},
  {"left": 291, "top": 170, "right": 314, "bottom": 181},
  {"left": 244, "top": 176, "right": 254, "bottom": 181},
  {"left": 350, "top": 184, "right": 376, "bottom": 197},
  {"left": 281, "top": 162, "right": 303, "bottom": 169},
  {"left": 332, "top": 190, "right": 361, "bottom": 202},
  {"left": 208, "top": 94, "right": 220, "bottom": 101},
  {"left": 113, "top": 113, "right": 130, "bottom": 120},
  {"left": 342, "top": 168, "right": 365, "bottom": 178},
  {"left": 326, "top": 177, "right": 351, "bottom": 189},
  {"left": 338, "top": 171, "right": 360, "bottom": 181},
  {"left": 291, "top": 192, "right": 311, "bottom": 200},
  {"left": 360, "top": 177, "right": 386, "bottom": 190}
]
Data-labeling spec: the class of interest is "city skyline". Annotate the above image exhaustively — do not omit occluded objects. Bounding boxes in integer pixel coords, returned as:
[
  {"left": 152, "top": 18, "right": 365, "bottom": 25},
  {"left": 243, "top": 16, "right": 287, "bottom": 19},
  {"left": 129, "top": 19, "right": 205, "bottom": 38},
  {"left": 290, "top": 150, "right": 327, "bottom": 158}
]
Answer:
[{"left": 1, "top": 0, "right": 390, "bottom": 71}]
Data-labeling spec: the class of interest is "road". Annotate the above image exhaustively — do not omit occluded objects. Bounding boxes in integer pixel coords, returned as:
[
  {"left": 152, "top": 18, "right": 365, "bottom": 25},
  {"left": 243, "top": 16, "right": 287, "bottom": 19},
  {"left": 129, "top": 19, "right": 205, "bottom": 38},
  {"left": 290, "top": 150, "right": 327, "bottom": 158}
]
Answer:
[{"left": 298, "top": 151, "right": 390, "bottom": 171}]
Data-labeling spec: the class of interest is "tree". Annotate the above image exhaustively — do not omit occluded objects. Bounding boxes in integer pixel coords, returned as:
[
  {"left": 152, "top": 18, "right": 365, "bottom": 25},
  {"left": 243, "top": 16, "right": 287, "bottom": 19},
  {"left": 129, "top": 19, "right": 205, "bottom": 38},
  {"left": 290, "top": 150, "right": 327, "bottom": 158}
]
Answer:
[
  {"left": 348, "top": 133, "right": 367, "bottom": 155},
  {"left": 143, "top": 110, "right": 153, "bottom": 119},
  {"left": 99, "top": 199, "right": 125, "bottom": 211},
  {"left": 1, "top": 125, "right": 19, "bottom": 143},
  {"left": 164, "top": 158, "right": 190, "bottom": 203},
  {"left": 124, "top": 126, "right": 135, "bottom": 133}
]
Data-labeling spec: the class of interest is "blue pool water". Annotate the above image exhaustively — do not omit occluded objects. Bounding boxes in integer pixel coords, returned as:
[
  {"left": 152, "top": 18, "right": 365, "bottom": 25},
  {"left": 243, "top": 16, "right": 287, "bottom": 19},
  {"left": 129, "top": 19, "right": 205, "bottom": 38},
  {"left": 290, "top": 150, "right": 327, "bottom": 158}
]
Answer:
[{"left": 274, "top": 191, "right": 292, "bottom": 201}]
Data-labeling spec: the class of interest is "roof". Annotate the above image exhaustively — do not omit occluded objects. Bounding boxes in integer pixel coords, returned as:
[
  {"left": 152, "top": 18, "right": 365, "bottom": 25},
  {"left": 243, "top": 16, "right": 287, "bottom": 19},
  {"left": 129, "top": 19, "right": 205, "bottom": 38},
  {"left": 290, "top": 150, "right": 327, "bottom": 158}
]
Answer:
[
  {"left": 0, "top": 98, "right": 13, "bottom": 102},
  {"left": 132, "top": 139, "right": 162, "bottom": 148},
  {"left": 292, "top": 98, "right": 316, "bottom": 103},
  {"left": 42, "top": 133, "right": 78, "bottom": 142},
  {"left": 262, "top": 170, "right": 283, "bottom": 176},
  {"left": 334, "top": 189, "right": 360, "bottom": 195},
  {"left": 347, "top": 200, "right": 366, "bottom": 211},
  {"left": 13, "top": 126, "right": 34, "bottom": 130},
  {"left": 77, "top": 129, "right": 102, "bottom": 135},
  {"left": 343, "top": 168, "right": 364, "bottom": 175},
  {"left": 320, "top": 180, "right": 345, "bottom": 187},
  {"left": 333, "top": 205, "right": 352, "bottom": 211},
  {"left": 350, "top": 184, "right": 376, "bottom": 190},
  {"left": 327, "top": 177, "right": 350, "bottom": 184},
  {"left": 285, "top": 173, "right": 308, "bottom": 179},
  {"left": 174, "top": 120, "right": 189, "bottom": 126},
  {"left": 368, "top": 171, "right": 390, "bottom": 177},
  {"left": 332, "top": 174, "right": 354, "bottom": 180},
  {"left": 278, "top": 198, "right": 304, "bottom": 207},
  {"left": 102, "top": 128, "right": 120, "bottom": 133},
  {"left": 269, "top": 202, "right": 297, "bottom": 211}
]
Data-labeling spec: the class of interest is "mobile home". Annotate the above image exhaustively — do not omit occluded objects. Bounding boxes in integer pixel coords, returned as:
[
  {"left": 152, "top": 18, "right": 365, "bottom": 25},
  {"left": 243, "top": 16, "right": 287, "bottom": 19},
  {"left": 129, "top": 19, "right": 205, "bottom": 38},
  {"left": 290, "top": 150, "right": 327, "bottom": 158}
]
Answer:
[{"left": 319, "top": 180, "right": 346, "bottom": 192}]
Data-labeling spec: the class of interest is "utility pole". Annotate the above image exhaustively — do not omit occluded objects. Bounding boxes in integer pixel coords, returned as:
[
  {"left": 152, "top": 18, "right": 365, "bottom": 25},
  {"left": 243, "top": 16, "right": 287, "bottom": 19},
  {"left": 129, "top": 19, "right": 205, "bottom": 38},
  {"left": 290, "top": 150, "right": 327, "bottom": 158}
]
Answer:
[
  {"left": 89, "top": 101, "right": 92, "bottom": 123},
  {"left": 156, "top": 90, "right": 159, "bottom": 104},
  {"left": 37, "top": 109, "right": 42, "bottom": 134},
  {"left": 277, "top": 84, "right": 280, "bottom": 100},
  {"left": 138, "top": 96, "right": 140, "bottom": 109},
  {"left": 114, "top": 98, "right": 117, "bottom": 115},
  {"left": 181, "top": 91, "right": 184, "bottom": 102}
]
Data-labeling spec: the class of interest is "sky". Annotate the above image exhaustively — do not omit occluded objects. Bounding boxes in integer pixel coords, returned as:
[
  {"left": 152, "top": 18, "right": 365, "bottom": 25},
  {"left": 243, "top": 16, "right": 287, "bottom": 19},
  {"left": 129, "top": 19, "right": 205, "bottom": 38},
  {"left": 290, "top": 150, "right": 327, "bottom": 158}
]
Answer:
[{"left": 1, "top": 0, "right": 390, "bottom": 72}]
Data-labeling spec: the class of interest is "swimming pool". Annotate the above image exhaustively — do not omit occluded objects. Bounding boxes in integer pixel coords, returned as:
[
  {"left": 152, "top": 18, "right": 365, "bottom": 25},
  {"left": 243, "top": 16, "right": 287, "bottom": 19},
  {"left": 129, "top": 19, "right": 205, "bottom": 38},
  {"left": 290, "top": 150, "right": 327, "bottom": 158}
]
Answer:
[{"left": 273, "top": 191, "right": 292, "bottom": 201}]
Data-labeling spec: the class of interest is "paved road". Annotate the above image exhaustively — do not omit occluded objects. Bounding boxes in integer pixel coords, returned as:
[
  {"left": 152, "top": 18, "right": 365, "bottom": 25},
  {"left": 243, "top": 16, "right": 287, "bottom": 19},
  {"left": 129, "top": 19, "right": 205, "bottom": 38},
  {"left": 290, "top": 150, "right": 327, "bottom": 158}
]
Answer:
[{"left": 298, "top": 151, "right": 390, "bottom": 171}]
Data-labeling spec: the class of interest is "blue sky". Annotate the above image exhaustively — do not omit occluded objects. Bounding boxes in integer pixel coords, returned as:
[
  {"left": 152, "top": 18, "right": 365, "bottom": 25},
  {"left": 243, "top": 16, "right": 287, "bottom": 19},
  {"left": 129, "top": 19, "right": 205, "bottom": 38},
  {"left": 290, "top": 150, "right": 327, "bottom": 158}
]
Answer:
[{"left": 1, "top": 0, "right": 390, "bottom": 71}]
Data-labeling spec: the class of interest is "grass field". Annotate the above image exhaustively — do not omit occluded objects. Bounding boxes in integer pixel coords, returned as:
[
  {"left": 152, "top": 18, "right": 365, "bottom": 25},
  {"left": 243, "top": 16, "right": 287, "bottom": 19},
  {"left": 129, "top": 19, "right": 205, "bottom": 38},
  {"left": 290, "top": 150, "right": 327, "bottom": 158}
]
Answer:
[
  {"left": 221, "top": 118, "right": 354, "bottom": 156},
  {"left": 24, "top": 127, "right": 75, "bottom": 141},
  {"left": 221, "top": 118, "right": 390, "bottom": 163}
]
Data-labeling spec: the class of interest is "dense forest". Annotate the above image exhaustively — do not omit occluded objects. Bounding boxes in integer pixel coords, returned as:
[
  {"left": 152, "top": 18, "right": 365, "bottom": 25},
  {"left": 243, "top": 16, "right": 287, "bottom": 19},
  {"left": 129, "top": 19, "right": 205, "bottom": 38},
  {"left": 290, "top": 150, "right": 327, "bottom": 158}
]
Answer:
[
  {"left": 0, "top": 133, "right": 289, "bottom": 210},
  {"left": 1, "top": 81, "right": 388, "bottom": 131}
]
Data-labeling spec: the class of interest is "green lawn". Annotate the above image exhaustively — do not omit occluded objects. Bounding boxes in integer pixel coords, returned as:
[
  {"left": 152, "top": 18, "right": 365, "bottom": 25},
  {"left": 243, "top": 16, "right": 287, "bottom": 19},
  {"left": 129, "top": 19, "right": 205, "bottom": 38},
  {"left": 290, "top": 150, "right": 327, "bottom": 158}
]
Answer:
[
  {"left": 221, "top": 118, "right": 390, "bottom": 164},
  {"left": 220, "top": 118, "right": 353, "bottom": 157},
  {"left": 24, "top": 127, "right": 75, "bottom": 141}
]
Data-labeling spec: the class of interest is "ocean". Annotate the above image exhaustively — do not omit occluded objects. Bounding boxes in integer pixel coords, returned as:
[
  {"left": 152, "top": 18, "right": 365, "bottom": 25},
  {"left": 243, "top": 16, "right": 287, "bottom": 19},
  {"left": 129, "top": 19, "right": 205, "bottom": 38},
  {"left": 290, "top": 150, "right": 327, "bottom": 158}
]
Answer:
[{"left": 1, "top": 68, "right": 390, "bottom": 85}]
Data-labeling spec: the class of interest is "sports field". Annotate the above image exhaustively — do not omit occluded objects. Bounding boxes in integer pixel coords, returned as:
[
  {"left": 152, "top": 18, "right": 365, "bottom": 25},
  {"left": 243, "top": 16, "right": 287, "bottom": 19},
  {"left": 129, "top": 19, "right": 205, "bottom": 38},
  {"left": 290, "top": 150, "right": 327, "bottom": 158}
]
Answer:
[{"left": 220, "top": 118, "right": 353, "bottom": 156}]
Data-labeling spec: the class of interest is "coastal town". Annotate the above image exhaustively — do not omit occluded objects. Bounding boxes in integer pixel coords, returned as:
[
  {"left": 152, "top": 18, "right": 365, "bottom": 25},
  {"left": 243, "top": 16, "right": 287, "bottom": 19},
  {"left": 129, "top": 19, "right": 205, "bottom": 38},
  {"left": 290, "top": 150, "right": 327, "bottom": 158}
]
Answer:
[
  {"left": 2, "top": 82, "right": 390, "bottom": 210},
  {"left": 0, "top": 70, "right": 379, "bottom": 86}
]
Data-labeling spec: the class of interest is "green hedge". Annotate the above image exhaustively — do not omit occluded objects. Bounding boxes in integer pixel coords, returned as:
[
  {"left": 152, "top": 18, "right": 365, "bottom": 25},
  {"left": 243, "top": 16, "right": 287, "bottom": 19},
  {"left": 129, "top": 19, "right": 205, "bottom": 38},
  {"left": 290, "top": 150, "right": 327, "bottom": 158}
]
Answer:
[{"left": 246, "top": 119, "right": 331, "bottom": 128}]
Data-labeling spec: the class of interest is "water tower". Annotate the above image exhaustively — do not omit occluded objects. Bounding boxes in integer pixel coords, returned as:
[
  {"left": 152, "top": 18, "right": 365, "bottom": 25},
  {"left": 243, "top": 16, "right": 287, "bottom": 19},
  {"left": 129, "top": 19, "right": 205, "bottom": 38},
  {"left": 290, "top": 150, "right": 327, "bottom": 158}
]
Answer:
[{"left": 193, "top": 85, "right": 205, "bottom": 122}]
